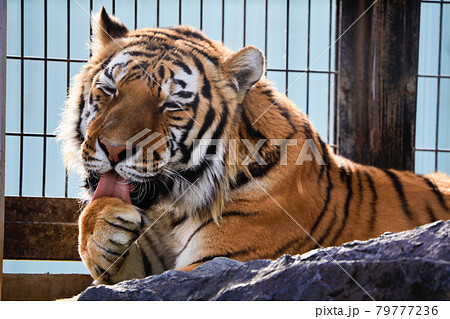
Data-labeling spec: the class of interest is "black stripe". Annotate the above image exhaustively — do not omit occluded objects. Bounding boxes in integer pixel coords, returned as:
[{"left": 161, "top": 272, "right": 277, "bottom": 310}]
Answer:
[
  {"left": 173, "top": 60, "right": 192, "bottom": 75},
  {"left": 330, "top": 169, "right": 353, "bottom": 245},
  {"left": 178, "top": 211, "right": 254, "bottom": 256},
  {"left": 181, "top": 100, "right": 225, "bottom": 167},
  {"left": 180, "top": 118, "right": 194, "bottom": 144},
  {"left": 127, "top": 50, "right": 158, "bottom": 59},
  {"left": 277, "top": 104, "right": 297, "bottom": 133},
  {"left": 230, "top": 108, "right": 283, "bottom": 189},
  {"left": 93, "top": 239, "right": 121, "bottom": 257},
  {"left": 384, "top": 169, "right": 414, "bottom": 221},
  {"left": 102, "top": 254, "right": 114, "bottom": 263},
  {"left": 303, "top": 121, "right": 314, "bottom": 140},
  {"left": 212, "top": 102, "right": 229, "bottom": 139},
  {"left": 157, "top": 65, "right": 165, "bottom": 80},
  {"left": 168, "top": 115, "right": 184, "bottom": 121},
  {"left": 262, "top": 88, "right": 273, "bottom": 97},
  {"left": 173, "top": 78, "right": 187, "bottom": 88},
  {"left": 267, "top": 237, "right": 302, "bottom": 259},
  {"left": 189, "top": 53, "right": 212, "bottom": 100},
  {"left": 364, "top": 171, "right": 378, "bottom": 231},
  {"left": 242, "top": 110, "right": 267, "bottom": 140},
  {"left": 151, "top": 28, "right": 213, "bottom": 49},
  {"left": 421, "top": 176, "right": 449, "bottom": 211},
  {"left": 171, "top": 214, "right": 189, "bottom": 228},
  {"left": 139, "top": 245, "right": 153, "bottom": 276},
  {"left": 116, "top": 216, "right": 138, "bottom": 225},
  {"left": 186, "top": 91, "right": 200, "bottom": 113},
  {"left": 169, "top": 27, "right": 215, "bottom": 48},
  {"left": 294, "top": 166, "right": 334, "bottom": 250},
  {"left": 98, "top": 136, "right": 109, "bottom": 158},
  {"left": 104, "top": 67, "right": 115, "bottom": 81},
  {"left": 317, "top": 136, "right": 330, "bottom": 182},
  {"left": 425, "top": 203, "right": 437, "bottom": 223},
  {"left": 267, "top": 206, "right": 342, "bottom": 258},
  {"left": 174, "top": 91, "right": 193, "bottom": 99},
  {"left": 179, "top": 159, "right": 209, "bottom": 183},
  {"left": 164, "top": 48, "right": 184, "bottom": 61},
  {"left": 196, "top": 106, "right": 216, "bottom": 140},
  {"left": 356, "top": 170, "right": 363, "bottom": 212},
  {"left": 108, "top": 238, "right": 126, "bottom": 247},
  {"left": 230, "top": 148, "right": 280, "bottom": 189},
  {"left": 76, "top": 93, "right": 85, "bottom": 143},
  {"left": 103, "top": 219, "right": 140, "bottom": 236},
  {"left": 101, "top": 52, "right": 115, "bottom": 69},
  {"left": 143, "top": 232, "right": 169, "bottom": 270},
  {"left": 188, "top": 248, "right": 251, "bottom": 266},
  {"left": 93, "top": 264, "right": 109, "bottom": 279},
  {"left": 201, "top": 75, "right": 211, "bottom": 99},
  {"left": 134, "top": 31, "right": 220, "bottom": 68},
  {"left": 129, "top": 61, "right": 150, "bottom": 72},
  {"left": 309, "top": 168, "right": 333, "bottom": 236},
  {"left": 315, "top": 205, "right": 338, "bottom": 247},
  {"left": 339, "top": 166, "right": 347, "bottom": 182},
  {"left": 122, "top": 70, "right": 142, "bottom": 83},
  {"left": 135, "top": 31, "right": 220, "bottom": 67},
  {"left": 159, "top": 102, "right": 181, "bottom": 113}
]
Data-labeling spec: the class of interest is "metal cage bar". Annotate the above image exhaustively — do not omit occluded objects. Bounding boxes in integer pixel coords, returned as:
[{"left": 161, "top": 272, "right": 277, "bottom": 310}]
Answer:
[
  {"left": 19, "top": 0, "right": 24, "bottom": 196},
  {"left": 415, "top": 0, "right": 449, "bottom": 173},
  {"left": 0, "top": 0, "right": 7, "bottom": 302},
  {"left": 4, "top": 0, "right": 339, "bottom": 198},
  {"left": 42, "top": 0, "right": 48, "bottom": 197}
]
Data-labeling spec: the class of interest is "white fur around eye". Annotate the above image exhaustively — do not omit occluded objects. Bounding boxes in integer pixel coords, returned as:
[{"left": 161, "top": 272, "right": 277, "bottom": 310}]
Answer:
[
  {"left": 94, "top": 51, "right": 130, "bottom": 97},
  {"left": 160, "top": 66, "right": 200, "bottom": 108},
  {"left": 172, "top": 68, "right": 198, "bottom": 99}
]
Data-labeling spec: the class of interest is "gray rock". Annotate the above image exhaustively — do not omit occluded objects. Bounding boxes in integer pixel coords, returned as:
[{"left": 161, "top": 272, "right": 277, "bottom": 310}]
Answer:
[{"left": 78, "top": 220, "right": 450, "bottom": 301}]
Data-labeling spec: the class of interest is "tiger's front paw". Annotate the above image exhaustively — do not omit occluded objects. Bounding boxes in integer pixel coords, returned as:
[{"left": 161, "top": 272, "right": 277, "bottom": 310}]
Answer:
[{"left": 79, "top": 197, "right": 142, "bottom": 284}]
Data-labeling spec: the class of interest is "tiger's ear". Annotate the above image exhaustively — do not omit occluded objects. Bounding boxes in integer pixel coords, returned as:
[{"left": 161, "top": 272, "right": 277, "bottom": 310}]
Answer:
[
  {"left": 92, "top": 6, "right": 129, "bottom": 46},
  {"left": 224, "top": 46, "right": 265, "bottom": 93}
]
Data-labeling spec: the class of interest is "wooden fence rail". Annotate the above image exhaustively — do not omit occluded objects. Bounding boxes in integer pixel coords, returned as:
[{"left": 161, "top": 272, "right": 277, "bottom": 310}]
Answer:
[
  {"left": 4, "top": 197, "right": 81, "bottom": 261},
  {"left": 2, "top": 197, "right": 92, "bottom": 300}
]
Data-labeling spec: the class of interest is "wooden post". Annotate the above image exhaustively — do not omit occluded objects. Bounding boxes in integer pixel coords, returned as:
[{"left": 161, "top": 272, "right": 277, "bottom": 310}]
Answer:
[
  {"left": 0, "top": 0, "right": 7, "bottom": 301},
  {"left": 337, "top": 0, "right": 420, "bottom": 170}
]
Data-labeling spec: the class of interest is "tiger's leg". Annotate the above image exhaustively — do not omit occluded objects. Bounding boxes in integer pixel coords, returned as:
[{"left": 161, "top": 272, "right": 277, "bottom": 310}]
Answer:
[
  {"left": 177, "top": 262, "right": 203, "bottom": 272},
  {"left": 79, "top": 197, "right": 153, "bottom": 284}
]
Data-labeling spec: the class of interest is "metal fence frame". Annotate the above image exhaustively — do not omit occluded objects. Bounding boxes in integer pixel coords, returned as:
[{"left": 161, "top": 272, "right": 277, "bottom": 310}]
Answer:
[
  {"left": 5, "top": 0, "right": 338, "bottom": 198},
  {"left": 415, "top": 0, "right": 450, "bottom": 171},
  {"left": 0, "top": 0, "right": 440, "bottom": 300},
  {"left": 0, "top": 0, "right": 7, "bottom": 302}
]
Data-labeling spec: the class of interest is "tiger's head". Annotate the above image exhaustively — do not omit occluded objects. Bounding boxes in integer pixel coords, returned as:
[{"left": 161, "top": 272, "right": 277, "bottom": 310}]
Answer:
[{"left": 59, "top": 7, "right": 264, "bottom": 218}]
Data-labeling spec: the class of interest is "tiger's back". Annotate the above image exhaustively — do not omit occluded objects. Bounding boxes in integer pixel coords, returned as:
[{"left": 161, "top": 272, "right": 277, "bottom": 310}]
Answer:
[{"left": 187, "top": 83, "right": 450, "bottom": 265}]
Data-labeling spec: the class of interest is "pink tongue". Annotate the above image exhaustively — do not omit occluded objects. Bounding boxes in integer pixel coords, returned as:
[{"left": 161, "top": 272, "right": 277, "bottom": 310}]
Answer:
[{"left": 92, "top": 171, "right": 132, "bottom": 204}]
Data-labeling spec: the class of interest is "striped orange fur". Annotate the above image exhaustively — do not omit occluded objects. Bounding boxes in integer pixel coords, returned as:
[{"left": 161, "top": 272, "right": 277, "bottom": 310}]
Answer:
[{"left": 59, "top": 8, "right": 450, "bottom": 284}]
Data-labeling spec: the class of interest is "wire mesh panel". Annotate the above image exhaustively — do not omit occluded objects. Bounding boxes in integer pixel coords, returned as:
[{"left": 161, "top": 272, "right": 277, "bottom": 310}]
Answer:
[
  {"left": 415, "top": 0, "right": 450, "bottom": 175},
  {"left": 4, "top": 0, "right": 337, "bottom": 199}
]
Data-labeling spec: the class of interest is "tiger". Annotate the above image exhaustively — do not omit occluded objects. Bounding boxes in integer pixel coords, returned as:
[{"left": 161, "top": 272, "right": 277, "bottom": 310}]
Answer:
[{"left": 59, "top": 7, "right": 450, "bottom": 285}]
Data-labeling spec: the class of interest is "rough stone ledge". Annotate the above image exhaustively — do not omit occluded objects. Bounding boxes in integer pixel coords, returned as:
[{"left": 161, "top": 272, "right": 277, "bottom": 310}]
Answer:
[{"left": 78, "top": 220, "right": 450, "bottom": 301}]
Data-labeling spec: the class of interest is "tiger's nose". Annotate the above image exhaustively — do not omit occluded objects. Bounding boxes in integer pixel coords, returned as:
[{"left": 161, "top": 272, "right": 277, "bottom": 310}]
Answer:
[{"left": 99, "top": 139, "right": 130, "bottom": 164}]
